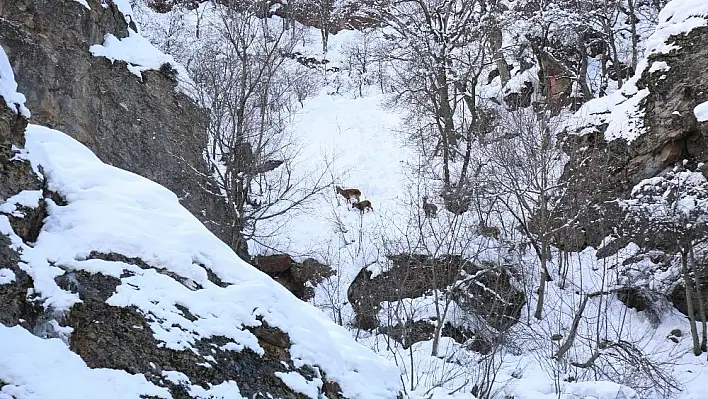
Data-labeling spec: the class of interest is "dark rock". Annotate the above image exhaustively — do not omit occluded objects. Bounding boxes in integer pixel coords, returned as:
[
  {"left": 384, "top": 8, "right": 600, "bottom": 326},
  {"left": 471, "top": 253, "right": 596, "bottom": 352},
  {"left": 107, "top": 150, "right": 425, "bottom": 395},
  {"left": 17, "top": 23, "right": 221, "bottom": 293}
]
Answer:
[
  {"left": 450, "top": 262, "right": 526, "bottom": 331},
  {"left": 504, "top": 80, "right": 534, "bottom": 110},
  {"left": 0, "top": 84, "right": 45, "bottom": 331},
  {"left": 551, "top": 26, "right": 708, "bottom": 253},
  {"left": 253, "top": 254, "right": 295, "bottom": 274},
  {"left": 347, "top": 254, "right": 464, "bottom": 330},
  {"left": 252, "top": 255, "right": 334, "bottom": 301},
  {"left": 63, "top": 272, "right": 346, "bottom": 399},
  {"left": 378, "top": 319, "right": 493, "bottom": 354},
  {"left": 0, "top": 0, "right": 239, "bottom": 255},
  {"left": 441, "top": 323, "right": 493, "bottom": 354},
  {"left": 348, "top": 254, "right": 524, "bottom": 339},
  {"left": 0, "top": 235, "right": 43, "bottom": 329},
  {"left": 441, "top": 186, "right": 472, "bottom": 215},
  {"left": 615, "top": 286, "right": 650, "bottom": 312},
  {"left": 7, "top": 202, "right": 46, "bottom": 244},
  {"left": 378, "top": 320, "right": 436, "bottom": 348}
]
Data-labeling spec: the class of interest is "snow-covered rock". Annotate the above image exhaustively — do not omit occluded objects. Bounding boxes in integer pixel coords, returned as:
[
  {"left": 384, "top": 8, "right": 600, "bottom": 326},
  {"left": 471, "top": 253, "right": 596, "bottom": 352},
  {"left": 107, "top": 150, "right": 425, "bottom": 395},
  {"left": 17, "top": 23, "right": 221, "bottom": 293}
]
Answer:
[{"left": 551, "top": 0, "right": 708, "bottom": 250}]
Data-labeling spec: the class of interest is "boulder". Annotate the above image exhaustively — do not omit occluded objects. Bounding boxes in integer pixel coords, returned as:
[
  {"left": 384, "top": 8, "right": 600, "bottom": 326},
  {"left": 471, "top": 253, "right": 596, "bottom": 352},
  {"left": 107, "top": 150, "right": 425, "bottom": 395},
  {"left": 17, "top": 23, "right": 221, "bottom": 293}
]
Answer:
[
  {"left": 347, "top": 254, "right": 525, "bottom": 348},
  {"left": 253, "top": 255, "right": 335, "bottom": 301}
]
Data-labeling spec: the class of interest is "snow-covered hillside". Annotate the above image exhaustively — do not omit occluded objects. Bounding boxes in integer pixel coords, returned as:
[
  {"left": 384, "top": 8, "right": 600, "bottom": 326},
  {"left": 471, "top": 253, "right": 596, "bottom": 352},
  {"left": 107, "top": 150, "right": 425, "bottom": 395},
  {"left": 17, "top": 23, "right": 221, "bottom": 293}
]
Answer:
[
  {"left": 244, "top": 1, "right": 708, "bottom": 398},
  {"left": 0, "top": 14, "right": 401, "bottom": 399},
  {"left": 278, "top": 19, "right": 708, "bottom": 399},
  {"left": 128, "top": 0, "right": 708, "bottom": 397},
  {"left": 0, "top": 121, "right": 400, "bottom": 398}
]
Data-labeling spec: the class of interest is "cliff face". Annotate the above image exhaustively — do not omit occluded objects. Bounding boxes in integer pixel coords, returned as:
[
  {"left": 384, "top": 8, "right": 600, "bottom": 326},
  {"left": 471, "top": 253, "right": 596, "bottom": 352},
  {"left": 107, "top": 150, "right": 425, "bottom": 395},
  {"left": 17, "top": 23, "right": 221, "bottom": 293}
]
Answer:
[
  {"left": 552, "top": 8, "right": 708, "bottom": 252},
  {"left": 548, "top": 3, "right": 708, "bottom": 316},
  {"left": 0, "top": 0, "right": 238, "bottom": 254}
]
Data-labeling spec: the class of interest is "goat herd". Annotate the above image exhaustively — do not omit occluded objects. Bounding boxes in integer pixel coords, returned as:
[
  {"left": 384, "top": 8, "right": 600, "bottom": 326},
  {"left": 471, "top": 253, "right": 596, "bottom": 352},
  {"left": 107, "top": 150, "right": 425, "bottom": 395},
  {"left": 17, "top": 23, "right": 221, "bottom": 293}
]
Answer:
[
  {"left": 335, "top": 186, "right": 373, "bottom": 213},
  {"left": 335, "top": 186, "right": 438, "bottom": 218}
]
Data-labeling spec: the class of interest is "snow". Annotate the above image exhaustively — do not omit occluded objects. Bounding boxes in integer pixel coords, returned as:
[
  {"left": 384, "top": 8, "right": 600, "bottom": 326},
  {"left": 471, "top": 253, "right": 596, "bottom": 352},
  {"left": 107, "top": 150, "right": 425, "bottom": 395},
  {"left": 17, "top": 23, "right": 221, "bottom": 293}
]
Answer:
[
  {"left": 4, "top": 1, "right": 706, "bottom": 398},
  {"left": 695, "top": 101, "right": 708, "bottom": 122},
  {"left": 0, "top": 190, "right": 42, "bottom": 216},
  {"left": 648, "top": 61, "right": 670, "bottom": 73},
  {"left": 89, "top": 29, "right": 197, "bottom": 101},
  {"left": 189, "top": 381, "right": 242, "bottom": 398},
  {"left": 70, "top": 0, "right": 90, "bottom": 10},
  {"left": 111, "top": 0, "right": 135, "bottom": 20},
  {"left": 5, "top": 123, "right": 401, "bottom": 398},
  {"left": 0, "top": 268, "right": 15, "bottom": 285},
  {"left": 275, "top": 371, "right": 323, "bottom": 399},
  {"left": 0, "top": 46, "right": 30, "bottom": 118},
  {"left": 0, "top": 325, "right": 170, "bottom": 399}
]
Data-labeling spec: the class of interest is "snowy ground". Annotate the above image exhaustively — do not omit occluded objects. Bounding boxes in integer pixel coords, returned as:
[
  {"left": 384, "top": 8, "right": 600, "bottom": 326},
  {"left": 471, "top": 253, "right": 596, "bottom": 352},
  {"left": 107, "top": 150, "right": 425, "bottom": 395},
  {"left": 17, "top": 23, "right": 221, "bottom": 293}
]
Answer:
[
  {"left": 243, "top": 8, "right": 708, "bottom": 399},
  {"left": 0, "top": 10, "right": 402, "bottom": 399}
]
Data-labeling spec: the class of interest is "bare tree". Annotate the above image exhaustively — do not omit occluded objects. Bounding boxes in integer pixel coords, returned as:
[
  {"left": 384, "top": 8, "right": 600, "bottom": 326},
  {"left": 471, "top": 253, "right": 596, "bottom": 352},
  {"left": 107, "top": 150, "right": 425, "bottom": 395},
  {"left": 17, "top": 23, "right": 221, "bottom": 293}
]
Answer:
[
  {"left": 379, "top": 0, "right": 495, "bottom": 210},
  {"left": 485, "top": 108, "right": 569, "bottom": 320},
  {"left": 622, "top": 162, "right": 708, "bottom": 356},
  {"left": 183, "top": 2, "right": 331, "bottom": 256}
]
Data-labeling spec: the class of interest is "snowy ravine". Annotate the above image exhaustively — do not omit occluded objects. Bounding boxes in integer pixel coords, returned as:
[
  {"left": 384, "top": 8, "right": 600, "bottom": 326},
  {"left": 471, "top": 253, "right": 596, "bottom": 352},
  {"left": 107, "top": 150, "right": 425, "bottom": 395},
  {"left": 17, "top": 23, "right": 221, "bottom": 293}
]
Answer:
[
  {"left": 238, "top": 1, "right": 708, "bottom": 398},
  {"left": 0, "top": 42, "right": 401, "bottom": 398}
]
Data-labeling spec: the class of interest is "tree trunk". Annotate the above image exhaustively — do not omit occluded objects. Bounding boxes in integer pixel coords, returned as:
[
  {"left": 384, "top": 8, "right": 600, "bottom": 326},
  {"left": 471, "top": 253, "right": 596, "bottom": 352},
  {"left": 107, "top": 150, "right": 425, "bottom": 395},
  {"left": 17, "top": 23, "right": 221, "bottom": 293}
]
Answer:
[
  {"left": 690, "top": 246, "right": 708, "bottom": 352},
  {"left": 554, "top": 294, "right": 589, "bottom": 360},
  {"left": 534, "top": 246, "right": 548, "bottom": 320},
  {"left": 628, "top": 0, "right": 639, "bottom": 71},
  {"left": 489, "top": 25, "right": 510, "bottom": 86},
  {"left": 435, "top": 65, "right": 454, "bottom": 188},
  {"left": 576, "top": 41, "right": 592, "bottom": 100},
  {"left": 682, "top": 249, "right": 702, "bottom": 355}
]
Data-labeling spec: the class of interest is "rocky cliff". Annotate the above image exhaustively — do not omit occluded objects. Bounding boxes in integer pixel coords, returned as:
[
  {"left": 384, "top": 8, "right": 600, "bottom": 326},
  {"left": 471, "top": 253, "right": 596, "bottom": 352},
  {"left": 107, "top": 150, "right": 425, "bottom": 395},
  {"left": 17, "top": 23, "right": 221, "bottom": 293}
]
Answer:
[
  {"left": 550, "top": 2, "right": 708, "bottom": 315},
  {"left": 0, "top": 0, "right": 240, "bottom": 255},
  {"left": 552, "top": 3, "right": 708, "bottom": 252}
]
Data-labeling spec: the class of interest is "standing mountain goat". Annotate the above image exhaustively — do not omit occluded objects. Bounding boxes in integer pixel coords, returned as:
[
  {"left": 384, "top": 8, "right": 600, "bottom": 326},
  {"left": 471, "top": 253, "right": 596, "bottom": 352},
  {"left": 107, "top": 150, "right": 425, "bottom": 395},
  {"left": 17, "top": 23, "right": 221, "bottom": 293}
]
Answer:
[
  {"left": 352, "top": 200, "right": 373, "bottom": 213},
  {"left": 336, "top": 186, "right": 361, "bottom": 203},
  {"left": 422, "top": 196, "right": 438, "bottom": 218}
]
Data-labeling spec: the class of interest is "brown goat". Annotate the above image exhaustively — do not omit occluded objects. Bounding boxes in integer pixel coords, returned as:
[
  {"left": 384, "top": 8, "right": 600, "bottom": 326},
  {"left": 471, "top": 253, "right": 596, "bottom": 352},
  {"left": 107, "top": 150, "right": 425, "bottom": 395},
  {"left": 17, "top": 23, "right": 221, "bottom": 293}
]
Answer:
[
  {"left": 477, "top": 222, "right": 500, "bottom": 239},
  {"left": 352, "top": 200, "right": 373, "bottom": 213},
  {"left": 336, "top": 186, "right": 361, "bottom": 203},
  {"left": 422, "top": 196, "right": 438, "bottom": 218}
]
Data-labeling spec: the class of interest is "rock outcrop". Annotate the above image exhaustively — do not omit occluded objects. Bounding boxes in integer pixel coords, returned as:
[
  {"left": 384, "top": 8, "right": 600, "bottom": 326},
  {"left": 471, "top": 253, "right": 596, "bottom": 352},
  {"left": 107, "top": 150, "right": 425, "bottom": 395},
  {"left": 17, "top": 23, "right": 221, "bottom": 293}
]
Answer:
[
  {"left": 147, "top": 0, "right": 384, "bottom": 32},
  {"left": 347, "top": 254, "right": 525, "bottom": 351},
  {"left": 0, "top": 0, "right": 241, "bottom": 255},
  {"left": 550, "top": 4, "right": 708, "bottom": 316},
  {"left": 552, "top": 16, "right": 708, "bottom": 252},
  {"left": 252, "top": 255, "right": 335, "bottom": 301}
]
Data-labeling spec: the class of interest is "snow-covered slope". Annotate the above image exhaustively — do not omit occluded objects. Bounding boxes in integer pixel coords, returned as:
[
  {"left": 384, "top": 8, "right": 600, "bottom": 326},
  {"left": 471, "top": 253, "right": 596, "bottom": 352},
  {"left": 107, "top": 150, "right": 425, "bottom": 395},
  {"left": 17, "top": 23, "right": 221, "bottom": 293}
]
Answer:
[
  {"left": 252, "top": 2, "right": 708, "bottom": 398},
  {"left": 0, "top": 121, "right": 402, "bottom": 398},
  {"left": 0, "top": 38, "right": 401, "bottom": 397}
]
